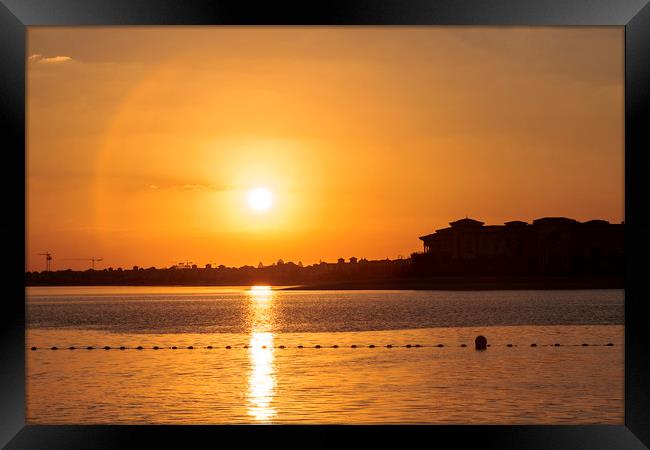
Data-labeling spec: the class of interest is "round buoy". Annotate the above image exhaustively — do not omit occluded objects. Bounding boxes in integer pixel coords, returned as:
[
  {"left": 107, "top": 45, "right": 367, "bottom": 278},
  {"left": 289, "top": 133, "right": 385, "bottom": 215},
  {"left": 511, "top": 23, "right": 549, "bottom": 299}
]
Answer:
[
  {"left": 152, "top": 346, "right": 159, "bottom": 350},
  {"left": 298, "top": 345, "right": 304, "bottom": 348},
  {"left": 315, "top": 345, "right": 321, "bottom": 348},
  {"left": 582, "top": 343, "right": 589, "bottom": 346},
  {"left": 188, "top": 346, "right": 194, "bottom": 349},
  {"left": 171, "top": 346, "right": 177, "bottom": 349},
  {"left": 104, "top": 346, "right": 111, "bottom": 350},
  {"left": 475, "top": 335, "right": 487, "bottom": 350},
  {"left": 460, "top": 344, "right": 467, "bottom": 348},
  {"left": 554, "top": 343, "right": 560, "bottom": 347},
  {"left": 406, "top": 344, "right": 412, "bottom": 348},
  {"left": 332, "top": 345, "right": 338, "bottom": 348},
  {"left": 224, "top": 346, "right": 230, "bottom": 349},
  {"left": 531, "top": 343, "right": 537, "bottom": 347},
  {"left": 120, "top": 346, "right": 125, "bottom": 350},
  {"left": 279, "top": 345, "right": 285, "bottom": 349},
  {"left": 87, "top": 346, "right": 94, "bottom": 350},
  {"left": 69, "top": 346, "right": 75, "bottom": 350},
  {"left": 606, "top": 343, "right": 614, "bottom": 346},
  {"left": 136, "top": 346, "right": 143, "bottom": 350},
  {"left": 386, "top": 344, "right": 393, "bottom": 348},
  {"left": 244, "top": 345, "right": 249, "bottom": 349},
  {"left": 30, "top": 347, "right": 37, "bottom": 351},
  {"left": 262, "top": 345, "right": 267, "bottom": 349},
  {"left": 207, "top": 346, "right": 213, "bottom": 349},
  {"left": 506, "top": 344, "right": 513, "bottom": 347},
  {"left": 415, "top": 344, "right": 422, "bottom": 348},
  {"left": 436, "top": 344, "right": 443, "bottom": 348},
  {"left": 369, "top": 345, "right": 375, "bottom": 348},
  {"left": 51, "top": 346, "right": 58, "bottom": 350},
  {"left": 351, "top": 345, "right": 357, "bottom": 348}
]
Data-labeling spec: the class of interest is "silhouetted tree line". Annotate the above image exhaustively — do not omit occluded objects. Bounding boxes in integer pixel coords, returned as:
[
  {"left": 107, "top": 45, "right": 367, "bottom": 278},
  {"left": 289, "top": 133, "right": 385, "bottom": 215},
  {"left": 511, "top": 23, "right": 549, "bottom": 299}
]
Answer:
[{"left": 25, "top": 257, "right": 412, "bottom": 286}]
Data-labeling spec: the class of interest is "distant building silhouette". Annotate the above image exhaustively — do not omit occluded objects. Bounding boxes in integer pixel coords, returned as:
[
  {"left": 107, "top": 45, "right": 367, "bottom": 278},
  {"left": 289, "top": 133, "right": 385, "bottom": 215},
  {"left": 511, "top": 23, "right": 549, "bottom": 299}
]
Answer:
[{"left": 415, "top": 217, "right": 623, "bottom": 275}]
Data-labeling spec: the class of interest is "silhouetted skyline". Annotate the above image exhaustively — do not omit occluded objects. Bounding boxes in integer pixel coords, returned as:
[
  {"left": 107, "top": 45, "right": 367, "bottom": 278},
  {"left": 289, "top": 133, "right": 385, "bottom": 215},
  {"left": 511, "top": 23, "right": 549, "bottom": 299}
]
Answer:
[{"left": 27, "top": 216, "right": 624, "bottom": 289}]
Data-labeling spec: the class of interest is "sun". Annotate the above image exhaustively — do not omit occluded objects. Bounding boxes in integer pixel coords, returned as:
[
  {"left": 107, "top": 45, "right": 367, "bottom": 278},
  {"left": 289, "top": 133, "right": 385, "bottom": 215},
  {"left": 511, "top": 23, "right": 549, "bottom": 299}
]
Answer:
[{"left": 248, "top": 187, "right": 273, "bottom": 211}]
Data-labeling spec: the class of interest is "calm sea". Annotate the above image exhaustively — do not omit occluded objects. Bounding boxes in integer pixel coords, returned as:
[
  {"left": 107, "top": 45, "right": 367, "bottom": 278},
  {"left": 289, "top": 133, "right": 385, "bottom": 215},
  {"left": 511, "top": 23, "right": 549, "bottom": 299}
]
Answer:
[{"left": 26, "top": 287, "right": 624, "bottom": 424}]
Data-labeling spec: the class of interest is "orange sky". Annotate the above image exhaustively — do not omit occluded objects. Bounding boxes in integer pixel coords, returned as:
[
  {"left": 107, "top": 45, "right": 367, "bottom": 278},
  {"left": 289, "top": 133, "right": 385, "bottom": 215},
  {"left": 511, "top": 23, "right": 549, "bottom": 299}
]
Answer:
[{"left": 26, "top": 27, "right": 624, "bottom": 271}]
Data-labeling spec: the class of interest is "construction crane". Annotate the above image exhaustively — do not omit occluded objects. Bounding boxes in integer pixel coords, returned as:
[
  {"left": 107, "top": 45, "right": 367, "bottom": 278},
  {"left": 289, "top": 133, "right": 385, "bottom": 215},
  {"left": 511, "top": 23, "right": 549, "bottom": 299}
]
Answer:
[
  {"left": 63, "top": 257, "right": 104, "bottom": 270},
  {"left": 38, "top": 252, "right": 52, "bottom": 272}
]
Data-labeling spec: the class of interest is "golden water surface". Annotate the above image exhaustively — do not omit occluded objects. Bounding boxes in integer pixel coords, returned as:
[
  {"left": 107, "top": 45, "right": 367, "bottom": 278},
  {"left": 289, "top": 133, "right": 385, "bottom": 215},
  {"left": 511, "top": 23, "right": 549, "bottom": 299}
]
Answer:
[{"left": 26, "top": 287, "right": 624, "bottom": 424}]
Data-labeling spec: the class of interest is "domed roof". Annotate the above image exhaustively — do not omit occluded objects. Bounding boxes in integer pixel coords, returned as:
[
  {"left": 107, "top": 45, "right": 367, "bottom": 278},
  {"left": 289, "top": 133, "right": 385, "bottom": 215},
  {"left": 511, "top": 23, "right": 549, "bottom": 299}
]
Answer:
[
  {"left": 532, "top": 217, "right": 577, "bottom": 226},
  {"left": 449, "top": 218, "right": 484, "bottom": 227}
]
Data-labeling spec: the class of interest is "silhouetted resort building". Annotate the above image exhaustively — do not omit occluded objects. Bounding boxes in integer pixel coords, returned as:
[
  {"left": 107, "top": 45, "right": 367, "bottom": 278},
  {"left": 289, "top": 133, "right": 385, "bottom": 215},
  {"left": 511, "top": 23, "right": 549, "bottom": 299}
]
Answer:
[{"left": 414, "top": 217, "right": 623, "bottom": 276}]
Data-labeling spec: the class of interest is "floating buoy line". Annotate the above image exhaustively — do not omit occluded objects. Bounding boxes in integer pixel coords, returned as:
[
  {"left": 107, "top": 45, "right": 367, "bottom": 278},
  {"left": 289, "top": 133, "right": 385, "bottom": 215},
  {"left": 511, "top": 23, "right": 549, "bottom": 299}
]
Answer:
[{"left": 29, "top": 342, "right": 616, "bottom": 351}]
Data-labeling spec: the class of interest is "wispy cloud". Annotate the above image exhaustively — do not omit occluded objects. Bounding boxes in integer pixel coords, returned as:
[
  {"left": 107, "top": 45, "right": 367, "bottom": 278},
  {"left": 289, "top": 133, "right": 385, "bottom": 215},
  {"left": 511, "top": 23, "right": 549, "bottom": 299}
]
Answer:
[
  {"left": 147, "top": 183, "right": 228, "bottom": 192},
  {"left": 173, "top": 184, "right": 223, "bottom": 192},
  {"left": 42, "top": 56, "right": 73, "bottom": 64},
  {"left": 29, "top": 54, "right": 74, "bottom": 64}
]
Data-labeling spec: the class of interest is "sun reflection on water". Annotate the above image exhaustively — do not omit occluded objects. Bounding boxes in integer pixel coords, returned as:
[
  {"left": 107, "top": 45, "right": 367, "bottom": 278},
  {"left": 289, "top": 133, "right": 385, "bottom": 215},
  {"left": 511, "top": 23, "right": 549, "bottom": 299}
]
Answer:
[
  {"left": 249, "top": 285, "right": 273, "bottom": 301},
  {"left": 246, "top": 286, "right": 276, "bottom": 422}
]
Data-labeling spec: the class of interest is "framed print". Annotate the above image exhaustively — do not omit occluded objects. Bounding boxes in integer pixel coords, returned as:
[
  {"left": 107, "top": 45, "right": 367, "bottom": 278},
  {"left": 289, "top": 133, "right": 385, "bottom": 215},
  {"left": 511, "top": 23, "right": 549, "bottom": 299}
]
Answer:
[{"left": 1, "top": 0, "right": 649, "bottom": 448}]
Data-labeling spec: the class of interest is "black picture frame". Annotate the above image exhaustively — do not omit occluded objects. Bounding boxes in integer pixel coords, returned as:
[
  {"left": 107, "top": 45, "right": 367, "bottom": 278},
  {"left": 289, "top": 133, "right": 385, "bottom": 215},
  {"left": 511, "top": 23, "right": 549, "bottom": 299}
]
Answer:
[{"left": 1, "top": 1, "right": 649, "bottom": 448}]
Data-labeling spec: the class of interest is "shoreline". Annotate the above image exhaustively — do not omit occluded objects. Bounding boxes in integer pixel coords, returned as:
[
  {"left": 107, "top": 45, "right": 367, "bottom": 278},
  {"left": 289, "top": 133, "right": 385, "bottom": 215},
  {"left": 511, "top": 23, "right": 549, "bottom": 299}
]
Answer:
[
  {"left": 25, "top": 276, "right": 624, "bottom": 291},
  {"left": 282, "top": 276, "right": 624, "bottom": 291}
]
